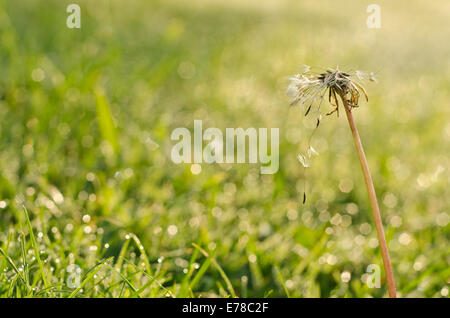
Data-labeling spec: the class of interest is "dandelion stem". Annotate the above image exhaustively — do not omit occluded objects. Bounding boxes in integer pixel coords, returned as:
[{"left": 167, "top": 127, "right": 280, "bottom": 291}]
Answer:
[{"left": 340, "top": 95, "right": 397, "bottom": 298}]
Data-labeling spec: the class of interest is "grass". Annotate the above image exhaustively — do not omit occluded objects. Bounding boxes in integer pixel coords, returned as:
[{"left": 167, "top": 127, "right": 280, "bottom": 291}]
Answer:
[{"left": 0, "top": 0, "right": 449, "bottom": 298}]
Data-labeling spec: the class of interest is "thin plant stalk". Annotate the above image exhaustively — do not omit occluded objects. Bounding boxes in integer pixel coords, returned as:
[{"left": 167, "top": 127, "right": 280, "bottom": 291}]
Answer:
[{"left": 340, "top": 94, "right": 397, "bottom": 298}]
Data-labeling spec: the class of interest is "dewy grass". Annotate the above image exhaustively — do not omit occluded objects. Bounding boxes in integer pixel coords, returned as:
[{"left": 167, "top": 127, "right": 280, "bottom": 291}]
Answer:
[
  {"left": 23, "top": 206, "right": 50, "bottom": 292},
  {"left": 1, "top": 1, "right": 447, "bottom": 298},
  {"left": 288, "top": 66, "right": 397, "bottom": 298}
]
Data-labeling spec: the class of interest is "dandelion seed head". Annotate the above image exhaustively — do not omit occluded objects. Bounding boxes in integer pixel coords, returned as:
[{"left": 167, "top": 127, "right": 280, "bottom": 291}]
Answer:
[{"left": 287, "top": 65, "right": 373, "bottom": 116}]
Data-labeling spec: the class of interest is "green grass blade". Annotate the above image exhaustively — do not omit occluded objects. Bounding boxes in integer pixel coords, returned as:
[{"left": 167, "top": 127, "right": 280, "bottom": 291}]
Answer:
[
  {"left": 121, "top": 258, "right": 174, "bottom": 298},
  {"left": 23, "top": 207, "right": 49, "bottom": 291},
  {"left": 274, "top": 266, "right": 290, "bottom": 298},
  {"left": 178, "top": 248, "right": 199, "bottom": 297},
  {"left": 192, "top": 243, "right": 236, "bottom": 298},
  {"left": 69, "top": 257, "right": 113, "bottom": 298},
  {"left": 129, "top": 233, "right": 153, "bottom": 276},
  {"left": 94, "top": 87, "right": 119, "bottom": 156},
  {"left": 189, "top": 257, "right": 212, "bottom": 293},
  {"left": 0, "top": 247, "right": 29, "bottom": 287}
]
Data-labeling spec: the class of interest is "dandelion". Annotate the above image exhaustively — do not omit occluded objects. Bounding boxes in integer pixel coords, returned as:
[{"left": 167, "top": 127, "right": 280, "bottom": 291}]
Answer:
[
  {"left": 287, "top": 65, "right": 397, "bottom": 298},
  {"left": 287, "top": 65, "right": 375, "bottom": 117}
]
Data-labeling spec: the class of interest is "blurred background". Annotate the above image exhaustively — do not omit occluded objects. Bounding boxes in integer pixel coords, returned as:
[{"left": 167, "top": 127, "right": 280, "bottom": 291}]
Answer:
[{"left": 0, "top": 0, "right": 449, "bottom": 297}]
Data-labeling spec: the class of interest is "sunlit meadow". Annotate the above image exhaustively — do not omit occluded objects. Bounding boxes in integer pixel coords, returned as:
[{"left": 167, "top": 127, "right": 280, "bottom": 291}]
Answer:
[{"left": 0, "top": 0, "right": 449, "bottom": 298}]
